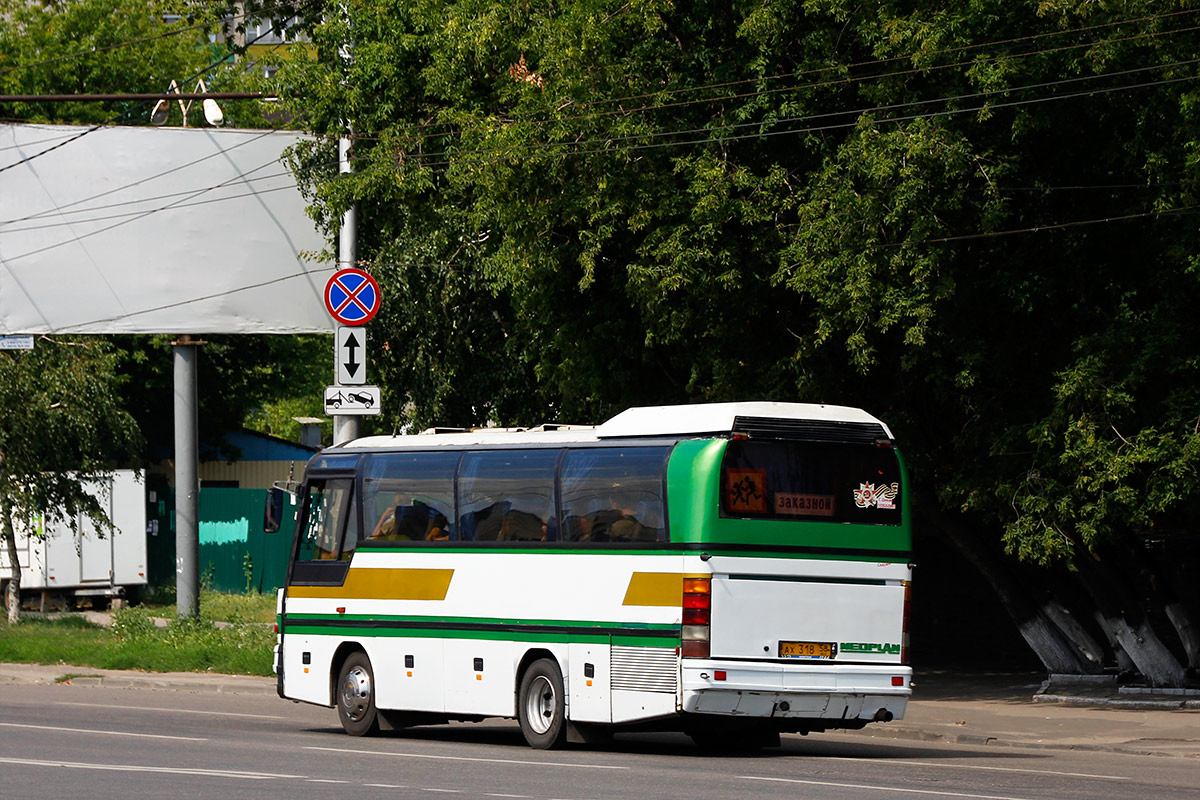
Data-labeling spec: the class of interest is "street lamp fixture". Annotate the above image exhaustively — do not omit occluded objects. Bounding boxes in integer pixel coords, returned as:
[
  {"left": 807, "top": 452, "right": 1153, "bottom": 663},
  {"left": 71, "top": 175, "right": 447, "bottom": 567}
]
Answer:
[{"left": 150, "top": 79, "right": 224, "bottom": 127}]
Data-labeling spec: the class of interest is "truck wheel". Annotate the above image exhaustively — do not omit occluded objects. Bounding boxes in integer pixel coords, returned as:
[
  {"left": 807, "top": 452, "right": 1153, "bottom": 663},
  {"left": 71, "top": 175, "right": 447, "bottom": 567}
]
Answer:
[
  {"left": 337, "top": 651, "right": 380, "bottom": 736},
  {"left": 517, "top": 658, "right": 567, "bottom": 749}
]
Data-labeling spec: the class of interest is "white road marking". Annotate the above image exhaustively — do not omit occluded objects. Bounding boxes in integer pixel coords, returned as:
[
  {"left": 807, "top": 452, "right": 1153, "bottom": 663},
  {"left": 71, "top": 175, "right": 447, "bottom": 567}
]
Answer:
[
  {"left": 820, "top": 756, "right": 1130, "bottom": 781},
  {"left": 56, "top": 701, "right": 287, "bottom": 720},
  {"left": 303, "top": 745, "right": 627, "bottom": 770},
  {"left": 744, "top": 775, "right": 1043, "bottom": 800},
  {"left": 0, "top": 722, "right": 205, "bottom": 742},
  {"left": 0, "top": 756, "right": 299, "bottom": 781},
  {"left": 364, "top": 784, "right": 408, "bottom": 789}
]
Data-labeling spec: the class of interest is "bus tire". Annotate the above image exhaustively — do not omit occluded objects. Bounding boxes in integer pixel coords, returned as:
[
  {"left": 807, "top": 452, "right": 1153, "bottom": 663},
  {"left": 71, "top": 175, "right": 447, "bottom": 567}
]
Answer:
[
  {"left": 337, "top": 651, "right": 380, "bottom": 736},
  {"left": 517, "top": 658, "right": 567, "bottom": 749}
]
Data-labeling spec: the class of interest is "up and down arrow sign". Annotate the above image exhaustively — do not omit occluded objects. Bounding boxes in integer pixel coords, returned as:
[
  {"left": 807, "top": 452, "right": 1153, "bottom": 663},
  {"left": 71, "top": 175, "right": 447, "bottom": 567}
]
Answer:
[{"left": 336, "top": 326, "right": 367, "bottom": 385}]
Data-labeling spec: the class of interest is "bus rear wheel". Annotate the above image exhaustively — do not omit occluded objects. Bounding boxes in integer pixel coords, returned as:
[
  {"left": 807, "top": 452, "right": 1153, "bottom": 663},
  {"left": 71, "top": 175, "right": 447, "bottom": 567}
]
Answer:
[
  {"left": 337, "top": 651, "right": 380, "bottom": 736},
  {"left": 517, "top": 658, "right": 567, "bottom": 749}
]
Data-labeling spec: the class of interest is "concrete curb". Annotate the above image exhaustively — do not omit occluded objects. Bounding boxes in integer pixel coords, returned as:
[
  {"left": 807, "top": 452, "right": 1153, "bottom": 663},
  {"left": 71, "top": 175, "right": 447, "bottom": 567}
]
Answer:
[
  {"left": 1034, "top": 692, "right": 1200, "bottom": 711},
  {"left": 848, "top": 722, "right": 1200, "bottom": 759},
  {"left": 0, "top": 664, "right": 276, "bottom": 696}
]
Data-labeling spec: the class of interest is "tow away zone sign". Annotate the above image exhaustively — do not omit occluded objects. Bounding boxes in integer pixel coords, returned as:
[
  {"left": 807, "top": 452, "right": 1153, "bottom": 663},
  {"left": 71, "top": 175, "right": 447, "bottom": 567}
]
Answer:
[{"left": 324, "top": 385, "right": 381, "bottom": 415}]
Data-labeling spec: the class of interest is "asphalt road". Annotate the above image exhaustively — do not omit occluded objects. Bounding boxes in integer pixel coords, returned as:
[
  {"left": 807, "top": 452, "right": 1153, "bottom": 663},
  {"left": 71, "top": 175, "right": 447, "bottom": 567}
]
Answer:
[{"left": 1, "top": 683, "right": 1198, "bottom": 800}]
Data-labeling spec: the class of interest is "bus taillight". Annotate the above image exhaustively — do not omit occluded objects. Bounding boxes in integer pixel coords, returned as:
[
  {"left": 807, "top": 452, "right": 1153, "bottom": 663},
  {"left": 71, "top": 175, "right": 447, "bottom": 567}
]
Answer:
[
  {"left": 901, "top": 580, "right": 912, "bottom": 665},
  {"left": 681, "top": 576, "right": 711, "bottom": 658}
]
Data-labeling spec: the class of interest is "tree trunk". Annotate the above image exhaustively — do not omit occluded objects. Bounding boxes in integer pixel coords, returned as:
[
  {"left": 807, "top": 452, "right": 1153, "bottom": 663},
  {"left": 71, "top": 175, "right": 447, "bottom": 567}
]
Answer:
[
  {"left": 1073, "top": 551, "right": 1186, "bottom": 687},
  {"left": 2, "top": 501, "right": 22, "bottom": 624},
  {"left": 1090, "top": 610, "right": 1137, "bottom": 673},
  {"left": 920, "top": 505, "right": 1102, "bottom": 674},
  {"left": 1164, "top": 602, "right": 1200, "bottom": 671},
  {"left": 1138, "top": 537, "right": 1200, "bottom": 671},
  {"left": 1040, "top": 598, "right": 1106, "bottom": 668}
]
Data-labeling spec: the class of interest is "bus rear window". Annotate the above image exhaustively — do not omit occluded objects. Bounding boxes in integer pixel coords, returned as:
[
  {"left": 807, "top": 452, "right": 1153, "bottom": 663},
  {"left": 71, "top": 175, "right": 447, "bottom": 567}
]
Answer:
[{"left": 720, "top": 439, "right": 902, "bottom": 525}]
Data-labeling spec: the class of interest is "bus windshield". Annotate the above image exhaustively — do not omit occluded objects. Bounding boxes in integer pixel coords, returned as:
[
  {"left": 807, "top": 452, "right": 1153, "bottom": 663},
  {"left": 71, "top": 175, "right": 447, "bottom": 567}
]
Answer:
[{"left": 720, "top": 439, "right": 903, "bottom": 525}]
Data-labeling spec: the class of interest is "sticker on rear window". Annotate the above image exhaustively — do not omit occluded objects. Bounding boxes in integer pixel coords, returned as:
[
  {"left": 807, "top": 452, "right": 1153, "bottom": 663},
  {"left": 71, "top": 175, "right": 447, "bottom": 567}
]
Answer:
[
  {"left": 774, "top": 493, "right": 836, "bottom": 516},
  {"left": 854, "top": 481, "right": 899, "bottom": 510},
  {"left": 725, "top": 469, "right": 767, "bottom": 514}
]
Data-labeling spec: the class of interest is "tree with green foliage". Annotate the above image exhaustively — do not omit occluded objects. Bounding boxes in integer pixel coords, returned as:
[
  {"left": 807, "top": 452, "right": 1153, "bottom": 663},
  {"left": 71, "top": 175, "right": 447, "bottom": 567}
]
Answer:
[
  {"left": 277, "top": 0, "right": 1200, "bottom": 683},
  {"left": 0, "top": 339, "right": 143, "bottom": 623},
  {"left": 0, "top": 0, "right": 235, "bottom": 124},
  {"left": 112, "top": 334, "right": 332, "bottom": 457}
]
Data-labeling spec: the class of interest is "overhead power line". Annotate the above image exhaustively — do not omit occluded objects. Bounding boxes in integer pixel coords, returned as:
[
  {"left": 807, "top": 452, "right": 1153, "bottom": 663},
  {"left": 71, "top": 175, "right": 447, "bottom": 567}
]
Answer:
[
  {"left": 0, "top": 129, "right": 286, "bottom": 226},
  {"left": 0, "top": 2, "right": 318, "bottom": 174},
  {"left": 348, "top": 9, "right": 1200, "bottom": 141},
  {"left": 0, "top": 0, "right": 312, "bottom": 77},
  {"left": 0, "top": 92, "right": 272, "bottom": 102},
  {"left": 372, "top": 58, "right": 1200, "bottom": 167}
]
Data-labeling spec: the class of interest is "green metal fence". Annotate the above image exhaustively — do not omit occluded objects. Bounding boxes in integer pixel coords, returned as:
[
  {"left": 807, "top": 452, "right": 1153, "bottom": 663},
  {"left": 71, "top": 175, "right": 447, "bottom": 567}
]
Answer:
[{"left": 146, "top": 486, "right": 294, "bottom": 595}]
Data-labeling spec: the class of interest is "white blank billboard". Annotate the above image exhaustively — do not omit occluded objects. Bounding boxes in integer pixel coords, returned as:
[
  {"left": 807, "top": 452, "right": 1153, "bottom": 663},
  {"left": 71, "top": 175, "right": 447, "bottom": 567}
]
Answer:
[{"left": 0, "top": 123, "right": 334, "bottom": 334}]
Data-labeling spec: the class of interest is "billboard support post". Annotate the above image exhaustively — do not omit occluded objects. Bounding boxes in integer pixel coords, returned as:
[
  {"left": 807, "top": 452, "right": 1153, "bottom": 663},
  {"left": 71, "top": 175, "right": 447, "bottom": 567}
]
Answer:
[{"left": 172, "top": 336, "right": 200, "bottom": 619}]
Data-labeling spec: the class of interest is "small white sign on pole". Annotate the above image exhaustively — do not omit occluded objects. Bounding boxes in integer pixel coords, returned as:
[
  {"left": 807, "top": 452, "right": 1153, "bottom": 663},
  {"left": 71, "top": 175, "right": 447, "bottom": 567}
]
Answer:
[
  {"left": 324, "top": 385, "right": 381, "bottom": 415},
  {"left": 336, "top": 326, "right": 367, "bottom": 385},
  {"left": 0, "top": 335, "right": 35, "bottom": 350}
]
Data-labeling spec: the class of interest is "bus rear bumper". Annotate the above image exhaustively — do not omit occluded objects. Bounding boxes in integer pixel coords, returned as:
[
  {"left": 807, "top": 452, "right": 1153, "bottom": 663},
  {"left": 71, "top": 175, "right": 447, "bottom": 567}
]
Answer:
[{"left": 681, "top": 662, "right": 911, "bottom": 722}]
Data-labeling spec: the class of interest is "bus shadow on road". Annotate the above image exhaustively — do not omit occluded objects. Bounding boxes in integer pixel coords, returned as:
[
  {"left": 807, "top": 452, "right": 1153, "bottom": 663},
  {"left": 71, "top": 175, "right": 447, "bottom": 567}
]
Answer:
[{"left": 299, "top": 723, "right": 1053, "bottom": 764}]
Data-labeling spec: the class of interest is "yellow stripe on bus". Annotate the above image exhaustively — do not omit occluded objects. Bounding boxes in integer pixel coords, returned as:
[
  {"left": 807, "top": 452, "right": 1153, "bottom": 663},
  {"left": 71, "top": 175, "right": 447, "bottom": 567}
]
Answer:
[
  {"left": 288, "top": 568, "right": 454, "bottom": 601},
  {"left": 622, "top": 572, "right": 707, "bottom": 606}
]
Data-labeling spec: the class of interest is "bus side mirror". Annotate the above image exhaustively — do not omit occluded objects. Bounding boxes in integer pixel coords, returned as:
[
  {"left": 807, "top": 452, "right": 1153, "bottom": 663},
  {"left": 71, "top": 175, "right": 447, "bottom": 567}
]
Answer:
[{"left": 264, "top": 487, "right": 284, "bottom": 533}]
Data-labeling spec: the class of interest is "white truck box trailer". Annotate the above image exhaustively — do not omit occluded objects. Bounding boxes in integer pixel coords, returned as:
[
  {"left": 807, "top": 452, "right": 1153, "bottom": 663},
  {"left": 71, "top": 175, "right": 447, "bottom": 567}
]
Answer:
[{"left": 1, "top": 470, "right": 147, "bottom": 607}]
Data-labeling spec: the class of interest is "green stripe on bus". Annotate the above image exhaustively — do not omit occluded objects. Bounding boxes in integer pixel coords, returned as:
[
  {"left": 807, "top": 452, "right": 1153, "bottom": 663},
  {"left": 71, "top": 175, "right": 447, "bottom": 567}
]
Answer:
[
  {"left": 285, "top": 612, "right": 677, "bottom": 631},
  {"left": 282, "top": 624, "right": 675, "bottom": 649}
]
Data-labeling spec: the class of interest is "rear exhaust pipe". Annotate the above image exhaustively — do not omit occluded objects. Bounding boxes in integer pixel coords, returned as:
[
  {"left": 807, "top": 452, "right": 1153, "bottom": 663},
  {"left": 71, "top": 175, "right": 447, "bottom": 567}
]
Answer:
[{"left": 873, "top": 708, "right": 894, "bottom": 722}]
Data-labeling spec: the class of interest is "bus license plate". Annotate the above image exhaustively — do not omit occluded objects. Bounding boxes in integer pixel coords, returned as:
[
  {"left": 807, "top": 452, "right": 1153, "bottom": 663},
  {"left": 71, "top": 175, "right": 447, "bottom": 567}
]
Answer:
[{"left": 779, "top": 641, "right": 836, "bottom": 659}]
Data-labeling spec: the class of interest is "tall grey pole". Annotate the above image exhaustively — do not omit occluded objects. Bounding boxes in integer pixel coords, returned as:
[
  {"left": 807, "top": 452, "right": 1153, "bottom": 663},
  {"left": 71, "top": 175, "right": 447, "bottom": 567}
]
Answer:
[
  {"left": 173, "top": 336, "right": 200, "bottom": 618},
  {"left": 332, "top": 132, "right": 360, "bottom": 446}
]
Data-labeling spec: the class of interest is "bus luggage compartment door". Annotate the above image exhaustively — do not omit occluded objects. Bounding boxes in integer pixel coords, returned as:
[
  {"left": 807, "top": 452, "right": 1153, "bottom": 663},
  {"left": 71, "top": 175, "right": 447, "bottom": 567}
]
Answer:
[{"left": 709, "top": 569, "right": 906, "bottom": 664}]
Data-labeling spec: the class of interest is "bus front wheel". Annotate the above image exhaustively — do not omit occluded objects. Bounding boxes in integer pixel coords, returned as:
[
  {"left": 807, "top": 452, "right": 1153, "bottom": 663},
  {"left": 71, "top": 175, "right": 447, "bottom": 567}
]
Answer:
[
  {"left": 337, "top": 651, "right": 380, "bottom": 736},
  {"left": 518, "top": 658, "right": 567, "bottom": 749}
]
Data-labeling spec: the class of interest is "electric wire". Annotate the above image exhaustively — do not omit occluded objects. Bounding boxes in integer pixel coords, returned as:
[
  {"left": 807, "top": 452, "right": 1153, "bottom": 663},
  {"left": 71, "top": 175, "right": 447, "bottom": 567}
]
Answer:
[
  {"left": 0, "top": 20, "right": 212, "bottom": 78},
  {"left": 4, "top": 8, "right": 1199, "bottom": 302},
  {"left": 0, "top": 3, "right": 316, "bottom": 175},
  {"left": 0, "top": 1, "right": 311, "bottom": 77},
  {"left": 536, "top": 7, "right": 1200, "bottom": 114},
  {"left": 0, "top": 156, "right": 288, "bottom": 263},
  {"left": 347, "top": 8, "right": 1200, "bottom": 141},
  {"left": 44, "top": 265, "right": 335, "bottom": 333},
  {"left": 6, "top": 66, "right": 1197, "bottom": 235},
  {"left": 386, "top": 61, "right": 1200, "bottom": 167},
  {"left": 872, "top": 203, "right": 1200, "bottom": 249},
  {"left": 340, "top": 31, "right": 1200, "bottom": 162},
  {"left": 0, "top": 173, "right": 299, "bottom": 233},
  {"left": 0, "top": 128, "right": 292, "bottom": 226}
]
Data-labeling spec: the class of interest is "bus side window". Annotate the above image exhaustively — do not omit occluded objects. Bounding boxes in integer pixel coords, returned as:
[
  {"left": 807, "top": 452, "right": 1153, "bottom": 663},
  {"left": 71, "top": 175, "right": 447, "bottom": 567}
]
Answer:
[
  {"left": 458, "top": 450, "right": 559, "bottom": 542},
  {"left": 361, "top": 451, "right": 460, "bottom": 542},
  {"left": 560, "top": 447, "right": 670, "bottom": 543}
]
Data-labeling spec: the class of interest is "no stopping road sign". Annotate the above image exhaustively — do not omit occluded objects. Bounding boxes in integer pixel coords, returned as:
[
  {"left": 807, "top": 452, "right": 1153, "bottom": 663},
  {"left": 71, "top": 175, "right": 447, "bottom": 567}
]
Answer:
[{"left": 324, "top": 268, "right": 381, "bottom": 326}]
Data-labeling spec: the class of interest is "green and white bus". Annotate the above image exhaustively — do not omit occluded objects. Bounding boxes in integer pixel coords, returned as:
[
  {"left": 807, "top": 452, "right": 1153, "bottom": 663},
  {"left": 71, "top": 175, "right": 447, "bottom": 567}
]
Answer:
[{"left": 272, "top": 402, "right": 912, "bottom": 749}]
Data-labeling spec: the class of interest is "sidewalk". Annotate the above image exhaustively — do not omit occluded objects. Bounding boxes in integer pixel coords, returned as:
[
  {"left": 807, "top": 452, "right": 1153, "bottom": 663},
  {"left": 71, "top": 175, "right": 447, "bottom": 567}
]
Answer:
[
  {"left": 0, "top": 661, "right": 277, "bottom": 696},
  {"left": 845, "top": 670, "right": 1200, "bottom": 758},
  {"left": 1, "top": 663, "right": 1197, "bottom": 758}
]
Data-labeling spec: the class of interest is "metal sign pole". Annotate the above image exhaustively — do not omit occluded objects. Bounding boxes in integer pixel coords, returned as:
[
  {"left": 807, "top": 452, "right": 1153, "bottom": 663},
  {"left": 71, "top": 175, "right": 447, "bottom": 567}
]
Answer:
[{"left": 332, "top": 132, "right": 360, "bottom": 446}]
